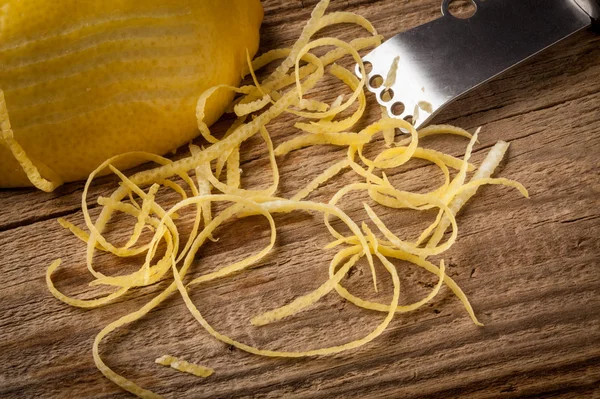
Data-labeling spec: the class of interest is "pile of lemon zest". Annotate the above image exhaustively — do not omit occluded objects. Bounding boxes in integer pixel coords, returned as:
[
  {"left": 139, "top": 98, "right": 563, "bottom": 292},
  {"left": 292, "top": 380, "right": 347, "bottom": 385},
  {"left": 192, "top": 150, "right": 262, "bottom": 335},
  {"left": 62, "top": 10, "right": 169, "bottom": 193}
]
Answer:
[
  {"left": 262, "top": 36, "right": 381, "bottom": 101},
  {"left": 92, "top": 195, "right": 274, "bottom": 398},
  {"left": 292, "top": 38, "right": 366, "bottom": 117},
  {"left": 44, "top": 4, "right": 531, "bottom": 397},
  {"left": 174, "top": 202, "right": 396, "bottom": 358},
  {"left": 295, "top": 63, "right": 366, "bottom": 134}
]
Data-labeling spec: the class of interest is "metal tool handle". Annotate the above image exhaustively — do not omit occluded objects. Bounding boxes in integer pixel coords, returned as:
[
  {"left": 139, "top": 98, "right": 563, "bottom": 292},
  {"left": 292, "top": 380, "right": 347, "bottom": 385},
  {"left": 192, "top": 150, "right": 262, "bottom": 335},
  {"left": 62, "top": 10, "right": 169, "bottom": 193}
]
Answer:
[{"left": 359, "top": 0, "right": 597, "bottom": 128}]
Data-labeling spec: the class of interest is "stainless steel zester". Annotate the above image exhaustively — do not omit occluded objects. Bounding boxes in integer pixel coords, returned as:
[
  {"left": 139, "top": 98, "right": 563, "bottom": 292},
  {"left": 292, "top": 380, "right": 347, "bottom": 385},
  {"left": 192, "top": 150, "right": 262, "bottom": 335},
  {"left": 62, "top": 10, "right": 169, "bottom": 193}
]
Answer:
[{"left": 356, "top": 0, "right": 600, "bottom": 128}]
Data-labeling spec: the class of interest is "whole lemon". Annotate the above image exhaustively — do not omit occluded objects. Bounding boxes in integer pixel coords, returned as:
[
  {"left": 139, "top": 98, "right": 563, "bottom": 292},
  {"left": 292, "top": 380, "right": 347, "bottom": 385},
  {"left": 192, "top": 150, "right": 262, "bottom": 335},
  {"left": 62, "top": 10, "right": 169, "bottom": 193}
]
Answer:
[{"left": 0, "top": 0, "right": 263, "bottom": 189}]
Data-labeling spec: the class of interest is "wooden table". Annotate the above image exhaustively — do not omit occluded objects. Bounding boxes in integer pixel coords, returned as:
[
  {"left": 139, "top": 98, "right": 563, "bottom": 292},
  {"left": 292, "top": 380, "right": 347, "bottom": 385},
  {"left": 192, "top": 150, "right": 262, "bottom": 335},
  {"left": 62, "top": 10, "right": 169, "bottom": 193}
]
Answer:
[{"left": 1, "top": 1, "right": 599, "bottom": 397}]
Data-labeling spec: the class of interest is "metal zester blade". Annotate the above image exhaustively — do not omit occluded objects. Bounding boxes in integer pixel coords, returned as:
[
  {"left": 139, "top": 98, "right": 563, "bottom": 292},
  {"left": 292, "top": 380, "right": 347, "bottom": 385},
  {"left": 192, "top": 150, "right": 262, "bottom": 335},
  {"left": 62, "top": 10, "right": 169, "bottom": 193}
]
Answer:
[{"left": 356, "top": 0, "right": 600, "bottom": 128}]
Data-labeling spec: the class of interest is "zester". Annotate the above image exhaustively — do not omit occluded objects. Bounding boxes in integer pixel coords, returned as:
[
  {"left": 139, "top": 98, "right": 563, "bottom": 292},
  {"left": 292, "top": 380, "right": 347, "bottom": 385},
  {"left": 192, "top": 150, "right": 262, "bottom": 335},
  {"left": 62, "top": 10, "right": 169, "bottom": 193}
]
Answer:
[{"left": 356, "top": 0, "right": 600, "bottom": 128}]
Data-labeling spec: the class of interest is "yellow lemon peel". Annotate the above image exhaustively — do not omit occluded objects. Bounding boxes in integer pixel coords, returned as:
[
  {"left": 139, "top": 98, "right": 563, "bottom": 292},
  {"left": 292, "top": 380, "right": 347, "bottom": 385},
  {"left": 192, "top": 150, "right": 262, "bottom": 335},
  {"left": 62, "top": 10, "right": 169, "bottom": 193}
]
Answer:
[
  {"left": 45, "top": 1, "right": 528, "bottom": 397},
  {"left": 155, "top": 355, "right": 213, "bottom": 378}
]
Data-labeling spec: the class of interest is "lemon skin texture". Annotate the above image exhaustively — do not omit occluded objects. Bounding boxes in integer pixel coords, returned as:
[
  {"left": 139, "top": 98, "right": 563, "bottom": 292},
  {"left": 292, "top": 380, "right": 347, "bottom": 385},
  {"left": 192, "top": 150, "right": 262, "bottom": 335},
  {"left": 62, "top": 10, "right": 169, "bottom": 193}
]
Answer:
[{"left": 0, "top": 0, "right": 263, "bottom": 188}]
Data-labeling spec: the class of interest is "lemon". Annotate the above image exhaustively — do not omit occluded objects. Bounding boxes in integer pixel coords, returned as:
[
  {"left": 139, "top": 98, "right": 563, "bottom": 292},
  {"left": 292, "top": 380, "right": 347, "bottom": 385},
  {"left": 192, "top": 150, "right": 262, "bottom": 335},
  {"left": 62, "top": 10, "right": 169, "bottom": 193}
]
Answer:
[{"left": 0, "top": 0, "right": 263, "bottom": 189}]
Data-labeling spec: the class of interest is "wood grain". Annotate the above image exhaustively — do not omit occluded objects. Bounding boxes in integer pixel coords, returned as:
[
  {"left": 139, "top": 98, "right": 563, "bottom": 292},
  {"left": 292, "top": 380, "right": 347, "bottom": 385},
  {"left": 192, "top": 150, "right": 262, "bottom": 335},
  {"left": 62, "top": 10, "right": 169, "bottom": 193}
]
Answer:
[{"left": 1, "top": 1, "right": 599, "bottom": 398}]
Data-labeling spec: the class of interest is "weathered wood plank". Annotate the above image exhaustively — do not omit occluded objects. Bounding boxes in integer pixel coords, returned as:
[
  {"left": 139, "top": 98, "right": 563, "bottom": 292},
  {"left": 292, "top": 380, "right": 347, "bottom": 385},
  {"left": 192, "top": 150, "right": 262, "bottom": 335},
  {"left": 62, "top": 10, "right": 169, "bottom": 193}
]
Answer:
[{"left": 0, "top": 0, "right": 599, "bottom": 398}]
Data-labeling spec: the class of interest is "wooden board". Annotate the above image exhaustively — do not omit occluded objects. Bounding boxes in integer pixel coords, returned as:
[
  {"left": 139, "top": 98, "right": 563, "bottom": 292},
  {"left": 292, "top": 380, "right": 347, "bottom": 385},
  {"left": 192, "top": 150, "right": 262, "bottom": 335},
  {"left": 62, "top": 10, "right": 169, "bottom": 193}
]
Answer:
[{"left": 1, "top": 1, "right": 600, "bottom": 398}]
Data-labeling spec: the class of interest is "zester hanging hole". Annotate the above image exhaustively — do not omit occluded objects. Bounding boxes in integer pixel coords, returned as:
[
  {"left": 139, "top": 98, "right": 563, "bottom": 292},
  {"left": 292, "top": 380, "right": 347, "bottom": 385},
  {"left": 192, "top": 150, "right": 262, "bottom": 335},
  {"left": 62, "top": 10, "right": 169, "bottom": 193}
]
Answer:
[
  {"left": 369, "top": 75, "right": 383, "bottom": 89},
  {"left": 391, "top": 102, "right": 405, "bottom": 116},
  {"left": 380, "top": 88, "right": 394, "bottom": 102},
  {"left": 444, "top": 0, "right": 477, "bottom": 19}
]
